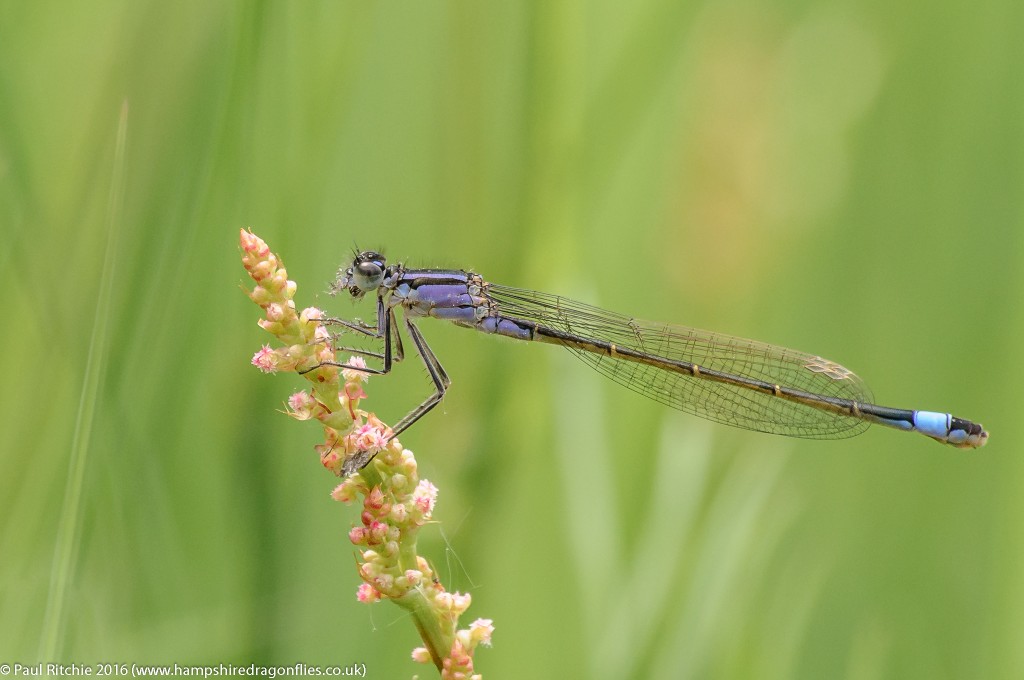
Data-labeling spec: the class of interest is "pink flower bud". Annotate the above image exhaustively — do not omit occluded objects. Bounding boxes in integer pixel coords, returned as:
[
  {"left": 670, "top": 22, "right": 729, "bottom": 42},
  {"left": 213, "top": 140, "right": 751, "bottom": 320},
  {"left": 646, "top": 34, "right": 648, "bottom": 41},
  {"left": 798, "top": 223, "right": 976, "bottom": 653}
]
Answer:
[
  {"left": 287, "top": 391, "right": 317, "bottom": 420},
  {"left": 239, "top": 229, "right": 261, "bottom": 251},
  {"left": 367, "top": 521, "right": 389, "bottom": 545},
  {"left": 251, "top": 345, "right": 277, "bottom": 373},
  {"left": 435, "top": 592, "right": 453, "bottom": 611},
  {"left": 253, "top": 261, "right": 274, "bottom": 281},
  {"left": 365, "top": 486, "right": 386, "bottom": 510},
  {"left": 288, "top": 391, "right": 314, "bottom": 411},
  {"left": 331, "top": 479, "right": 362, "bottom": 503},
  {"left": 342, "top": 356, "right": 370, "bottom": 384},
  {"left": 451, "top": 592, "right": 472, "bottom": 614},
  {"left": 469, "top": 618, "right": 494, "bottom": 647},
  {"left": 348, "top": 526, "right": 366, "bottom": 545},
  {"left": 265, "top": 303, "right": 286, "bottom": 321},
  {"left": 389, "top": 503, "right": 408, "bottom": 523},
  {"left": 356, "top": 583, "right": 381, "bottom": 603},
  {"left": 412, "top": 480, "right": 439, "bottom": 516}
]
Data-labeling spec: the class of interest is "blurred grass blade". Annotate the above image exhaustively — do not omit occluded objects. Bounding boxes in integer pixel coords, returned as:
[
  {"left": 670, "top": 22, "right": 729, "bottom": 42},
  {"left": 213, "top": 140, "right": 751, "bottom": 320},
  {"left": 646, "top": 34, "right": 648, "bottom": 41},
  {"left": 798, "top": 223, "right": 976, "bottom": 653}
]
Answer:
[{"left": 39, "top": 100, "right": 129, "bottom": 659}]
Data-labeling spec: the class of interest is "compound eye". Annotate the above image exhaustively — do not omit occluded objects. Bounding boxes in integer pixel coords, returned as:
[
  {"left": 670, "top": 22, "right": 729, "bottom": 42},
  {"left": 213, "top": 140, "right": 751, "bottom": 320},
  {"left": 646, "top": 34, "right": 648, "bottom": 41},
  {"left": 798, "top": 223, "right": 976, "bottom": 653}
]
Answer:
[
  {"left": 356, "top": 261, "right": 382, "bottom": 278},
  {"left": 351, "top": 255, "right": 385, "bottom": 292}
]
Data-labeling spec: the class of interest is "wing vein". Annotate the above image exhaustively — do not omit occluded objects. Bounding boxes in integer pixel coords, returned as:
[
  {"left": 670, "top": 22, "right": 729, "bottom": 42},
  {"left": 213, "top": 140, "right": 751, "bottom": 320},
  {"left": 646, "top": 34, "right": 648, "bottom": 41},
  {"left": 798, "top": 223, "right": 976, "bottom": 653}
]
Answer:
[{"left": 486, "top": 283, "right": 872, "bottom": 439}]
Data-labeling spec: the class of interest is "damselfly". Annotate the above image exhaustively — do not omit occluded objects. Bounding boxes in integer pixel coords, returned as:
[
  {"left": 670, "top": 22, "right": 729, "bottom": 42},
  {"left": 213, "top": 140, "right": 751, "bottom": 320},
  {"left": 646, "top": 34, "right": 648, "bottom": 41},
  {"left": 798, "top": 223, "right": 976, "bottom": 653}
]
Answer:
[{"left": 313, "top": 251, "right": 987, "bottom": 466}]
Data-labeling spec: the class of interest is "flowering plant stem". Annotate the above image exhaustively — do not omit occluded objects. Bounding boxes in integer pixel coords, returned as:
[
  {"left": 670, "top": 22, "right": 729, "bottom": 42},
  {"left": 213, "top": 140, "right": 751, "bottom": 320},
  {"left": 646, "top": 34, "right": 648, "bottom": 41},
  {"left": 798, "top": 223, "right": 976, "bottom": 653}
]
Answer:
[{"left": 240, "top": 230, "right": 492, "bottom": 678}]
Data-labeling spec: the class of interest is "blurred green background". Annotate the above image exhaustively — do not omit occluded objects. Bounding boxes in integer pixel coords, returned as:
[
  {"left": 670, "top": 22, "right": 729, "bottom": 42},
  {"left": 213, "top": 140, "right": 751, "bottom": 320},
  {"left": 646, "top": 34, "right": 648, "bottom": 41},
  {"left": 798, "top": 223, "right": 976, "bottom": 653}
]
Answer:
[{"left": 2, "top": 1, "right": 1021, "bottom": 677}]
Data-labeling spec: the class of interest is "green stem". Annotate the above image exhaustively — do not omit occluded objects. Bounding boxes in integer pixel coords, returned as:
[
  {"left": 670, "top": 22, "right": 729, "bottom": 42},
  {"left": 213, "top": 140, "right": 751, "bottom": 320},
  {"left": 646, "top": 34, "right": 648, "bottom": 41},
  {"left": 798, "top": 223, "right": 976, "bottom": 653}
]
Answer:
[{"left": 395, "top": 587, "right": 454, "bottom": 672}]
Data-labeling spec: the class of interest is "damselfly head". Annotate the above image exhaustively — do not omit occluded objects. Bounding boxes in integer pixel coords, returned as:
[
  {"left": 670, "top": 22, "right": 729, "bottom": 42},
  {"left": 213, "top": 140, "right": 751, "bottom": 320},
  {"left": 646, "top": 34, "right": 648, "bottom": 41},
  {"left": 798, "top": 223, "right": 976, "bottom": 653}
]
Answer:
[{"left": 334, "top": 250, "right": 387, "bottom": 299}]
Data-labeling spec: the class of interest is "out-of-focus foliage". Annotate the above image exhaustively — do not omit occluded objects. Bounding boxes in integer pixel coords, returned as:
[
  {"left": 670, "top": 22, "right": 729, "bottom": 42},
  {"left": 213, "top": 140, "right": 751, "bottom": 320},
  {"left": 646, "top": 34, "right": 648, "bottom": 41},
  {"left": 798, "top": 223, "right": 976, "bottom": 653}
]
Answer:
[{"left": 1, "top": 2, "right": 1020, "bottom": 678}]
